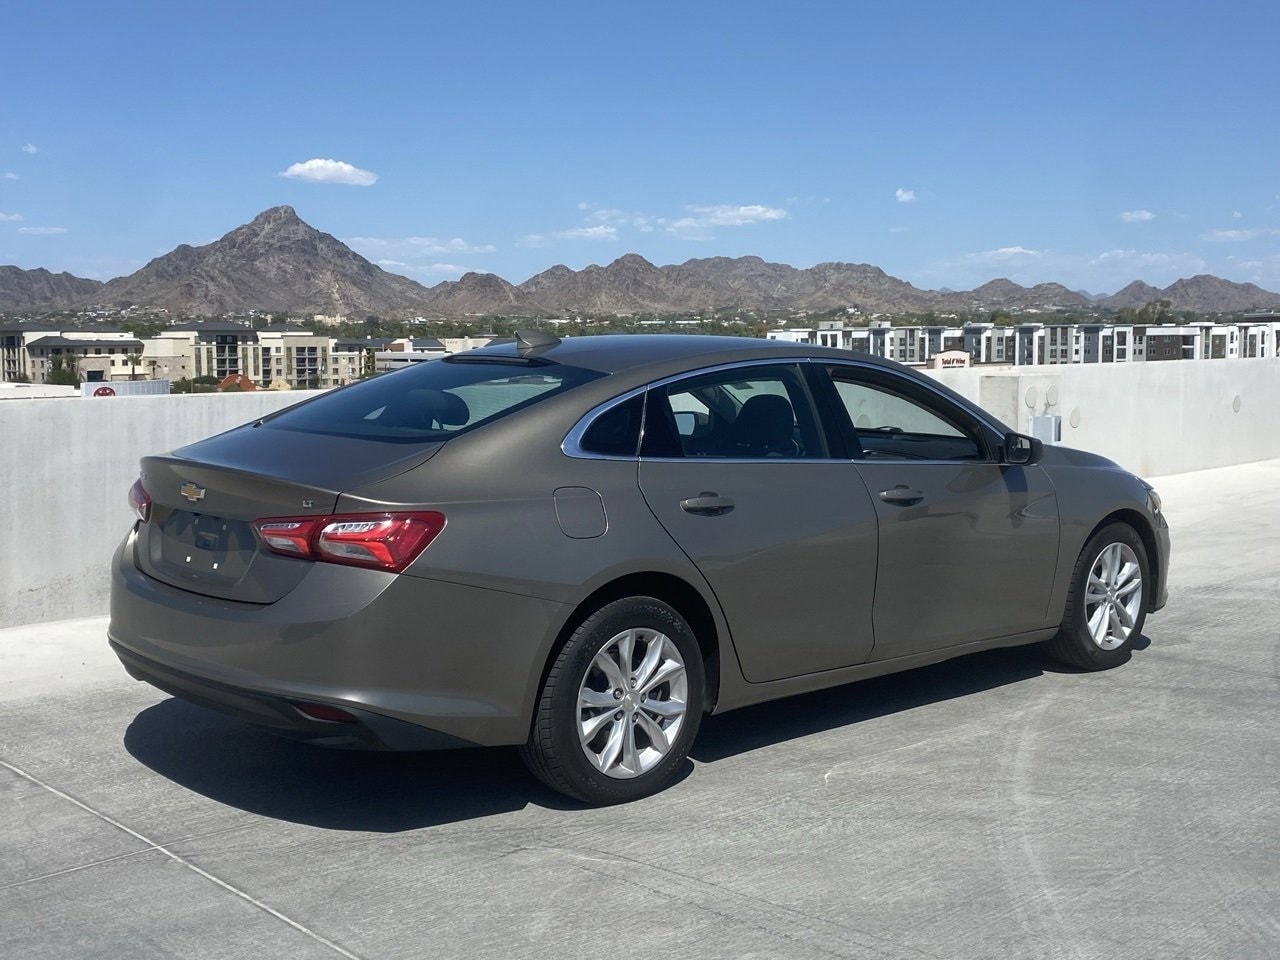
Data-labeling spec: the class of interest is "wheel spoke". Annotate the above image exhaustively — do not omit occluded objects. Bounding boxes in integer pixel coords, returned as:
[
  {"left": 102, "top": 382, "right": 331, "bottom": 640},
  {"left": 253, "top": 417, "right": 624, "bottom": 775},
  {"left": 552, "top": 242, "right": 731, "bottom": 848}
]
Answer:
[
  {"left": 581, "top": 708, "right": 618, "bottom": 743},
  {"left": 1108, "top": 605, "right": 1126, "bottom": 639},
  {"left": 579, "top": 688, "right": 618, "bottom": 709},
  {"left": 1104, "top": 544, "right": 1122, "bottom": 582},
  {"left": 615, "top": 630, "right": 636, "bottom": 678},
  {"left": 1088, "top": 603, "right": 1110, "bottom": 644},
  {"left": 592, "top": 649, "right": 627, "bottom": 692},
  {"left": 639, "top": 659, "right": 684, "bottom": 697},
  {"left": 1113, "top": 601, "right": 1134, "bottom": 630},
  {"left": 595, "top": 718, "right": 624, "bottom": 772},
  {"left": 1116, "top": 575, "right": 1142, "bottom": 600},
  {"left": 621, "top": 719, "right": 640, "bottom": 774},
  {"left": 1086, "top": 574, "right": 1108, "bottom": 602},
  {"left": 632, "top": 636, "right": 665, "bottom": 691},
  {"left": 636, "top": 711, "right": 671, "bottom": 753},
  {"left": 640, "top": 697, "right": 684, "bottom": 719}
]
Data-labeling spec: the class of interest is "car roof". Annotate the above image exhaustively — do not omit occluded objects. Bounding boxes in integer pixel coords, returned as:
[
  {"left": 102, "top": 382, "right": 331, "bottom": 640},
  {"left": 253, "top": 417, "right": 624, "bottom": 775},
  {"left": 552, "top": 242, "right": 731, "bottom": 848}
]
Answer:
[{"left": 459, "top": 332, "right": 906, "bottom": 377}]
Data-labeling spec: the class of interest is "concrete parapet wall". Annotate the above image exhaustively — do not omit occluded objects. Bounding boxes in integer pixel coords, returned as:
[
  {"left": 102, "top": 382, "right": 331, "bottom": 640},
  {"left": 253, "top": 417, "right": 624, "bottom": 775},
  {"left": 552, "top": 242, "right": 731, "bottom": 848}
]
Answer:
[
  {"left": 0, "top": 392, "right": 316, "bottom": 628},
  {"left": 928, "top": 358, "right": 1279, "bottom": 478},
  {"left": 1, "top": 359, "right": 1276, "bottom": 628}
]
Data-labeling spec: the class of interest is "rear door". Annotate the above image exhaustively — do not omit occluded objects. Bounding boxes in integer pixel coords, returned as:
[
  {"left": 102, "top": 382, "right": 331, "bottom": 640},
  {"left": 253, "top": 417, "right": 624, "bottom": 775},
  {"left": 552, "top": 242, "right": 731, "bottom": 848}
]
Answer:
[
  {"left": 636, "top": 361, "right": 879, "bottom": 683},
  {"left": 818, "top": 362, "right": 1061, "bottom": 659}
]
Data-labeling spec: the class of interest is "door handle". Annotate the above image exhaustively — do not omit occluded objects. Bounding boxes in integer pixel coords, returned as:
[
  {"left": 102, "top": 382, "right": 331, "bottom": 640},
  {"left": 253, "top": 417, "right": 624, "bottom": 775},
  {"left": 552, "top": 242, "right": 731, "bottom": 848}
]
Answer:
[
  {"left": 680, "top": 493, "right": 735, "bottom": 517},
  {"left": 879, "top": 485, "right": 925, "bottom": 505}
]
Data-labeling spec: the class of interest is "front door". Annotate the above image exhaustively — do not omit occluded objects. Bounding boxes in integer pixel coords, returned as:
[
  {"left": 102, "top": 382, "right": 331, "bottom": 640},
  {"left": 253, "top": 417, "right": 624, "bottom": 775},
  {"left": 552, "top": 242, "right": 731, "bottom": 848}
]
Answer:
[{"left": 821, "top": 364, "right": 1061, "bottom": 660}]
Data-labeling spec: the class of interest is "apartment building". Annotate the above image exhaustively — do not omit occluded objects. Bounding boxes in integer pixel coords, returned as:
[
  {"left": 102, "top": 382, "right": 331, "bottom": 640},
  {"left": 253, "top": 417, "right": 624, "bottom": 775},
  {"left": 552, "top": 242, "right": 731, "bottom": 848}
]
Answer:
[
  {"left": 769, "top": 319, "right": 1280, "bottom": 367},
  {"left": 0, "top": 325, "right": 145, "bottom": 382}
]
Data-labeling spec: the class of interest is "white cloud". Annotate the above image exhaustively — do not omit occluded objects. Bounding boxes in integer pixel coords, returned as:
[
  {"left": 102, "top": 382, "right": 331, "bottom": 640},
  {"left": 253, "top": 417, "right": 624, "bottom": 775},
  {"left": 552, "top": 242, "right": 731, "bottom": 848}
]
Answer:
[
  {"left": 376, "top": 260, "right": 465, "bottom": 277},
  {"left": 346, "top": 235, "right": 495, "bottom": 256},
  {"left": 688, "top": 204, "right": 786, "bottom": 226},
  {"left": 976, "top": 246, "right": 1042, "bottom": 260},
  {"left": 888, "top": 225, "right": 910, "bottom": 234},
  {"left": 0, "top": 212, "right": 21, "bottom": 222},
  {"left": 895, "top": 188, "right": 916, "bottom": 203},
  {"left": 1201, "top": 227, "right": 1279, "bottom": 242},
  {"left": 1232, "top": 210, "right": 1243, "bottom": 219},
  {"left": 20, "top": 143, "right": 37, "bottom": 155},
  {"left": 554, "top": 225, "right": 617, "bottom": 241},
  {"left": 279, "top": 158, "right": 378, "bottom": 186},
  {"left": 666, "top": 203, "right": 787, "bottom": 239},
  {"left": 1, "top": 172, "right": 16, "bottom": 180},
  {"left": 518, "top": 211, "right": 619, "bottom": 243},
  {"left": 584, "top": 208, "right": 656, "bottom": 231},
  {"left": 18, "top": 226, "right": 66, "bottom": 235},
  {"left": 1119, "top": 209, "right": 1156, "bottom": 222}
]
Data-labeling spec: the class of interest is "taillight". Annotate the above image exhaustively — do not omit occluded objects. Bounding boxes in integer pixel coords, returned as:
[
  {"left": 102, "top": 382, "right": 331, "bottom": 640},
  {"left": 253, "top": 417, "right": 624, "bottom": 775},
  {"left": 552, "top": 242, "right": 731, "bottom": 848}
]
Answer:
[
  {"left": 128, "top": 478, "right": 151, "bottom": 523},
  {"left": 251, "top": 512, "right": 445, "bottom": 573}
]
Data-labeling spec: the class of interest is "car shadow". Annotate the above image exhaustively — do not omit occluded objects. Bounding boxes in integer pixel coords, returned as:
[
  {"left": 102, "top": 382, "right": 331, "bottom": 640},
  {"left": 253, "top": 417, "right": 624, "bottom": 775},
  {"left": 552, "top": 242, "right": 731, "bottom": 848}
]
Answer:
[
  {"left": 124, "top": 640, "right": 1147, "bottom": 831},
  {"left": 693, "top": 643, "right": 1048, "bottom": 762},
  {"left": 124, "top": 699, "right": 586, "bottom": 831}
]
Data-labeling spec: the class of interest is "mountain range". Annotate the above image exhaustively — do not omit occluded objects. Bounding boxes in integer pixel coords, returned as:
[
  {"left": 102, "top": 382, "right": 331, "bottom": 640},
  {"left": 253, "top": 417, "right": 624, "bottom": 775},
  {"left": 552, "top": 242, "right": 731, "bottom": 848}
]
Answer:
[{"left": 2, "top": 206, "right": 1277, "bottom": 317}]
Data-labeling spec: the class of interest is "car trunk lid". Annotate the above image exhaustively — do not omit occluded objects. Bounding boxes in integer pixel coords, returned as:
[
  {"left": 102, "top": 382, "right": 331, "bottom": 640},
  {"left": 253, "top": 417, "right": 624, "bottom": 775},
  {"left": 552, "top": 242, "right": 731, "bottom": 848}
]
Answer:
[{"left": 134, "top": 424, "right": 442, "bottom": 603}]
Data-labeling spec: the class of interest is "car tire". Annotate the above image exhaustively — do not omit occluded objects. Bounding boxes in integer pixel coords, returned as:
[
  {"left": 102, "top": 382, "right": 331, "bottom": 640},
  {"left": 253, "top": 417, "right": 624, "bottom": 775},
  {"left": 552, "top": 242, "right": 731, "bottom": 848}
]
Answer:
[
  {"left": 519, "top": 596, "right": 705, "bottom": 804},
  {"left": 1047, "top": 522, "right": 1150, "bottom": 671}
]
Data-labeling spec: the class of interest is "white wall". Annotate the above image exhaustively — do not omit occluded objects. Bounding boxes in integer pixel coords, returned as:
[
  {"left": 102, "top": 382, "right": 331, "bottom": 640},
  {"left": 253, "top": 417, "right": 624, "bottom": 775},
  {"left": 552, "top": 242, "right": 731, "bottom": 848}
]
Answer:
[
  {"left": 0, "top": 392, "right": 316, "bottom": 628},
  {"left": 928, "top": 358, "right": 1280, "bottom": 478},
  {"left": 2, "top": 359, "right": 1278, "bottom": 627}
]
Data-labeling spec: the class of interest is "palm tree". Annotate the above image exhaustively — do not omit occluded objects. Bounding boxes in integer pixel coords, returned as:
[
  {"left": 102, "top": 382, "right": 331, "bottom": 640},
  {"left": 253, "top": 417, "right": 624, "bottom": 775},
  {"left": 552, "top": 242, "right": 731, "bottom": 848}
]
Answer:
[{"left": 125, "top": 352, "right": 142, "bottom": 381}]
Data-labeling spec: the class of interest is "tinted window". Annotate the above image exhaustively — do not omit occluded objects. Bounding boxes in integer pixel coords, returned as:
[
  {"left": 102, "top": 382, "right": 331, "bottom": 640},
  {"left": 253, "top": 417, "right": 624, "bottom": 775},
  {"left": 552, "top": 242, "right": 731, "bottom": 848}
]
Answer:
[
  {"left": 264, "top": 359, "right": 605, "bottom": 443},
  {"left": 642, "top": 364, "right": 826, "bottom": 459},
  {"left": 827, "top": 368, "right": 985, "bottom": 461},
  {"left": 579, "top": 393, "right": 643, "bottom": 457}
]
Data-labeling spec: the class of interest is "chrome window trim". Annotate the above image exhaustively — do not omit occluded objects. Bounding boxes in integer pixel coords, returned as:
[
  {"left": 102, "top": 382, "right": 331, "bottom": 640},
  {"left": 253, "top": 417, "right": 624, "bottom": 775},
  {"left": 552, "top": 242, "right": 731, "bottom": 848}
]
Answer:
[
  {"left": 561, "top": 354, "right": 1013, "bottom": 465},
  {"left": 561, "top": 385, "right": 648, "bottom": 460}
]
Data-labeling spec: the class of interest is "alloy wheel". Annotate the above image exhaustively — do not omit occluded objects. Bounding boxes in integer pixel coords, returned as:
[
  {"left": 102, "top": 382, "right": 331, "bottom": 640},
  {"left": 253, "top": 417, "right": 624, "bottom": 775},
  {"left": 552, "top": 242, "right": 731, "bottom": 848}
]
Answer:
[
  {"left": 577, "top": 627, "right": 689, "bottom": 779},
  {"left": 1084, "top": 542, "right": 1143, "bottom": 651}
]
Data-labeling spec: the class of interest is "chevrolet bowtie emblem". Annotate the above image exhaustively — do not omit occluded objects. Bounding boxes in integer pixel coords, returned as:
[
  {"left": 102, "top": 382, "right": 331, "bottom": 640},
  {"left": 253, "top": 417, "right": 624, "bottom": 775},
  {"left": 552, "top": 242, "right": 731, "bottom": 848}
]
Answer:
[{"left": 179, "top": 482, "right": 206, "bottom": 503}]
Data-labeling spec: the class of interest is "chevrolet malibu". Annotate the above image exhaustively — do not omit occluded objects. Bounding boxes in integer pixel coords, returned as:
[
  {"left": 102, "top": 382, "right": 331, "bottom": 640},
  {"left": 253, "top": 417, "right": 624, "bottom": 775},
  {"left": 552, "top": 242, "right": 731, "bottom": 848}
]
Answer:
[{"left": 109, "top": 334, "right": 1169, "bottom": 803}]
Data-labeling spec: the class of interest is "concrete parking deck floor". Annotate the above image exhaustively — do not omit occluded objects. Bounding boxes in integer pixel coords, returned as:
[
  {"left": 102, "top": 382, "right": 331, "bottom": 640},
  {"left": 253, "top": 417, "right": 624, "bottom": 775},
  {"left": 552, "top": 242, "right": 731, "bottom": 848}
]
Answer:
[{"left": 2, "top": 461, "right": 1278, "bottom": 960}]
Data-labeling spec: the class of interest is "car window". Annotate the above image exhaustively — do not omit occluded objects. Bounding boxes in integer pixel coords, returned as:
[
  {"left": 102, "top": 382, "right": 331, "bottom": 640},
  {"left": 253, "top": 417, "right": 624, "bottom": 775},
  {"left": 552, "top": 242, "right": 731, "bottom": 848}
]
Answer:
[
  {"left": 641, "top": 364, "right": 826, "bottom": 459},
  {"left": 578, "top": 392, "right": 644, "bottom": 457},
  {"left": 264, "top": 359, "right": 605, "bottom": 443},
  {"left": 827, "top": 368, "right": 985, "bottom": 461}
]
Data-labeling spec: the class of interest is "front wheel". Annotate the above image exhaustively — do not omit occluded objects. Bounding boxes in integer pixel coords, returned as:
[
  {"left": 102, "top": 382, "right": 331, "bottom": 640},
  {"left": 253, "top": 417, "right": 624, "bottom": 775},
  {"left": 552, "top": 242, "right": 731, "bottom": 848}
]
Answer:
[
  {"left": 520, "top": 596, "right": 705, "bottom": 804},
  {"left": 1046, "top": 522, "right": 1149, "bottom": 670}
]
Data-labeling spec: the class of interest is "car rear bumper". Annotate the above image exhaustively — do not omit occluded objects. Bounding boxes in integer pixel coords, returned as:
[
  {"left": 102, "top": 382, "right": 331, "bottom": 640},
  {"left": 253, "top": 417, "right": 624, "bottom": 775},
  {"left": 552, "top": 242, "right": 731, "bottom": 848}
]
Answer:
[
  {"left": 110, "top": 640, "right": 475, "bottom": 750},
  {"left": 108, "top": 532, "right": 570, "bottom": 749}
]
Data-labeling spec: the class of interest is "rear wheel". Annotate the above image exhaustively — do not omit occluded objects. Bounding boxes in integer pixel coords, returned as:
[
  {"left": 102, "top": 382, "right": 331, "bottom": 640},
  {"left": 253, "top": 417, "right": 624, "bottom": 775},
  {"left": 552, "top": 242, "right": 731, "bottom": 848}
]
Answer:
[
  {"left": 1047, "top": 523, "right": 1149, "bottom": 670},
  {"left": 520, "top": 596, "right": 705, "bottom": 804}
]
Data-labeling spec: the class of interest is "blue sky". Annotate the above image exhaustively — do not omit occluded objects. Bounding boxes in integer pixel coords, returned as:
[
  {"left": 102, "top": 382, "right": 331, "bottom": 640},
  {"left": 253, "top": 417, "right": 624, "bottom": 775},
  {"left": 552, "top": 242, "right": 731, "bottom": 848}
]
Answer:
[{"left": 2, "top": 0, "right": 1278, "bottom": 295}]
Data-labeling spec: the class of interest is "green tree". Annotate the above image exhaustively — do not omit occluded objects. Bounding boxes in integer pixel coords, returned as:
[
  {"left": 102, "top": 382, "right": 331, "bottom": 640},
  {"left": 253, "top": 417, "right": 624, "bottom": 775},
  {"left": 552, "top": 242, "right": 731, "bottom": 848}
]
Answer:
[
  {"left": 1137, "top": 299, "right": 1174, "bottom": 325},
  {"left": 46, "top": 354, "right": 80, "bottom": 386},
  {"left": 125, "top": 352, "right": 143, "bottom": 381}
]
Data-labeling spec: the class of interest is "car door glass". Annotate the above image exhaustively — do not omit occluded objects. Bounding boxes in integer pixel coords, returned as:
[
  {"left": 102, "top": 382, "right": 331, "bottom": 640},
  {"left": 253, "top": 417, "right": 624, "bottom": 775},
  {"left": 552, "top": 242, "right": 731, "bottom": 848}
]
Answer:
[
  {"left": 830, "top": 376, "right": 983, "bottom": 461},
  {"left": 642, "top": 364, "right": 825, "bottom": 459}
]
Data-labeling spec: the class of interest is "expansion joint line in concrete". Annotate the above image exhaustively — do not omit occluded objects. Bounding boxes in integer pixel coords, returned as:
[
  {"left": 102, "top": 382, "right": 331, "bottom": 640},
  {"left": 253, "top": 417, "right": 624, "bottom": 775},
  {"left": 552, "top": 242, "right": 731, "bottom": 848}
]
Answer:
[{"left": 0, "top": 758, "right": 364, "bottom": 960}]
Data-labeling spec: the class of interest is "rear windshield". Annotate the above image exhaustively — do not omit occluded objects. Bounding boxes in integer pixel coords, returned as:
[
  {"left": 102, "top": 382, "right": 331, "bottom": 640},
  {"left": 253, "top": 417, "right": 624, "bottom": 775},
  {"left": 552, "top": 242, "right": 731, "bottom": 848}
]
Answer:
[{"left": 263, "top": 358, "right": 606, "bottom": 443}]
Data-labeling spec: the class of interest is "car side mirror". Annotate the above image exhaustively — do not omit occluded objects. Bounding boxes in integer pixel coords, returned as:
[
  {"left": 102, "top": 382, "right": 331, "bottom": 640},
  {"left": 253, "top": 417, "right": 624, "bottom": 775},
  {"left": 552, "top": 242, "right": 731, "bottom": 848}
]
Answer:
[{"left": 1004, "top": 432, "right": 1042, "bottom": 466}]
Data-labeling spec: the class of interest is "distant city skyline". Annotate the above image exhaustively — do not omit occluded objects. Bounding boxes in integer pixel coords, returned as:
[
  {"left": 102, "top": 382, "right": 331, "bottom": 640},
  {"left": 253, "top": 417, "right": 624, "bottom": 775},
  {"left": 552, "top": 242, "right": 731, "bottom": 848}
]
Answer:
[{"left": 2, "top": 1, "right": 1277, "bottom": 293}]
